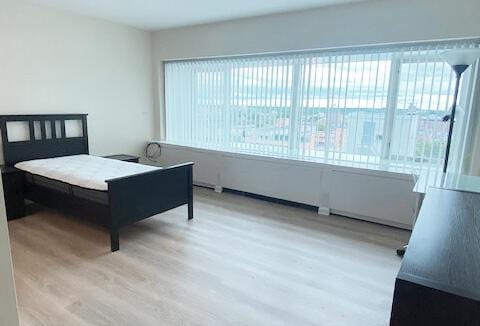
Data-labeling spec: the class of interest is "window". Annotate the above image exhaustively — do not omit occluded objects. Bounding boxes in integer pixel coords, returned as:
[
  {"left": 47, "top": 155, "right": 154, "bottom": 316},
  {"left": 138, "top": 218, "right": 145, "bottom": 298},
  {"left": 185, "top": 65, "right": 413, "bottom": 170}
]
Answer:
[{"left": 164, "top": 40, "right": 479, "bottom": 173}]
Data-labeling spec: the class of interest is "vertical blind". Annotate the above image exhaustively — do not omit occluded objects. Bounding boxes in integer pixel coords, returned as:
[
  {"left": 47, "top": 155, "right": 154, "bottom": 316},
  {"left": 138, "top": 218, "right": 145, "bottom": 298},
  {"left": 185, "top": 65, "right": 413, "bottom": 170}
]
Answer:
[{"left": 164, "top": 40, "right": 479, "bottom": 173}]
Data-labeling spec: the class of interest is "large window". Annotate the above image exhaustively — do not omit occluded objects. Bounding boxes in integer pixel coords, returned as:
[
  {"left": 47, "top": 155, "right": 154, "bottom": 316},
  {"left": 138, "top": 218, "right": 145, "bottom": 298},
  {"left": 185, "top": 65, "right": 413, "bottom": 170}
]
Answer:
[{"left": 164, "top": 40, "right": 479, "bottom": 173}]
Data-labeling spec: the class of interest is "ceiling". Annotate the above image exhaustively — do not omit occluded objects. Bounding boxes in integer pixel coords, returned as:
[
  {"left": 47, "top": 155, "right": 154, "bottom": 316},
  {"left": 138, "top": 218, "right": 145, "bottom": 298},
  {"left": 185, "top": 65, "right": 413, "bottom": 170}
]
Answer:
[{"left": 26, "top": 0, "right": 367, "bottom": 31}]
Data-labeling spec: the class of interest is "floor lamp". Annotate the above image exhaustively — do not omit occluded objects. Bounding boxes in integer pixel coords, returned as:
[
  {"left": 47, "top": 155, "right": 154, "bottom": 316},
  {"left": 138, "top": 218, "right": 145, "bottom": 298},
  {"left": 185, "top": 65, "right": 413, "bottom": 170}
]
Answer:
[
  {"left": 396, "top": 48, "right": 480, "bottom": 257},
  {"left": 441, "top": 49, "right": 480, "bottom": 173}
]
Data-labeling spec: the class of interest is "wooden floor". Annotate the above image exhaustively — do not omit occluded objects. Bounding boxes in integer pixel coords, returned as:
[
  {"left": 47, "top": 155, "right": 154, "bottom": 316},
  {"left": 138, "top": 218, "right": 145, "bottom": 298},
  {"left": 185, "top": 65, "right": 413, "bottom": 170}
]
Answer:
[{"left": 9, "top": 187, "right": 409, "bottom": 326}]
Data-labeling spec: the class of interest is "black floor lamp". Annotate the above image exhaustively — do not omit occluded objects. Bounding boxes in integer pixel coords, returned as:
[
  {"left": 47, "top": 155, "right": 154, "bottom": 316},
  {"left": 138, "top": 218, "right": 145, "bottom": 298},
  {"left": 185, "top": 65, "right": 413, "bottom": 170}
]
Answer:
[
  {"left": 441, "top": 49, "right": 480, "bottom": 173},
  {"left": 396, "top": 48, "right": 480, "bottom": 258}
]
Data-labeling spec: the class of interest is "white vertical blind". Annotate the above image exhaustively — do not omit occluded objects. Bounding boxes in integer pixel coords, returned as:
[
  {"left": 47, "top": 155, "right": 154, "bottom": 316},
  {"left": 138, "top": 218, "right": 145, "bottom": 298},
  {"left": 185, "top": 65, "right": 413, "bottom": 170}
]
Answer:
[{"left": 164, "top": 40, "right": 480, "bottom": 173}]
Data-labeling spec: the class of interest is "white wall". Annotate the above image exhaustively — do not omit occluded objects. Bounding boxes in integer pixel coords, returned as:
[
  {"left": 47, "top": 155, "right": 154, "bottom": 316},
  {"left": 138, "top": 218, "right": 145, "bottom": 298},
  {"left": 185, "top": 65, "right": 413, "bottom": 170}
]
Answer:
[
  {"left": 153, "top": 0, "right": 480, "bottom": 60},
  {"left": 0, "top": 0, "right": 155, "bottom": 161},
  {"left": 151, "top": 0, "right": 480, "bottom": 228},
  {"left": 0, "top": 178, "right": 19, "bottom": 326}
]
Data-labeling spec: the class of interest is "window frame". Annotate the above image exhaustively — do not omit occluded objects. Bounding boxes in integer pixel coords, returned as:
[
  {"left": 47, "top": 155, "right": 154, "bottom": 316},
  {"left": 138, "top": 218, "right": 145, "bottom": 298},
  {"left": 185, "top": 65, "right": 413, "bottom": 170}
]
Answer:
[{"left": 163, "top": 38, "right": 480, "bottom": 173}]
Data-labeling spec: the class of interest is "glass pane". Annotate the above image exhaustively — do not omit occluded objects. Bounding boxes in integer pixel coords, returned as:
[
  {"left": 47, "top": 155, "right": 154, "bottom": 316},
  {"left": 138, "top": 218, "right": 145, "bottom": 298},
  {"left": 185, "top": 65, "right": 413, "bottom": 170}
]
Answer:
[
  {"left": 298, "top": 54, "right": 391, "bottom": 164},
  {"left": 229, "top": 59, "right": 293, "bottom": 156},
  {"left": 390, "top": 59, "right": 456, "bottom": 168}
]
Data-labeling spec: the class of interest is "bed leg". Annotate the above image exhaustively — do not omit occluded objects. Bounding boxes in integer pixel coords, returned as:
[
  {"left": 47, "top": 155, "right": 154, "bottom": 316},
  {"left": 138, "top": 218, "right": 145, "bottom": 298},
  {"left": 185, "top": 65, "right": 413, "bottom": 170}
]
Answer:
[
  {"left": 188, "top": 200, "right": 193, "bottom": 220},
  {"left": 110, "top": 229, "right": 119, "bottom": 252},
  {"left": 187, "top": 164, "right": 193, "bottom": 220}
]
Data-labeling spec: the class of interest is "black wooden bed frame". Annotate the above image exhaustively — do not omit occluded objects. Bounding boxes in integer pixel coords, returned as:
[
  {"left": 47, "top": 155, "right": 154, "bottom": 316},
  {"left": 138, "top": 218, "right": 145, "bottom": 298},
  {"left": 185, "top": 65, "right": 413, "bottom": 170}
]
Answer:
[{"left": 0, "top": 114, "right": 193, "bottom": 252}]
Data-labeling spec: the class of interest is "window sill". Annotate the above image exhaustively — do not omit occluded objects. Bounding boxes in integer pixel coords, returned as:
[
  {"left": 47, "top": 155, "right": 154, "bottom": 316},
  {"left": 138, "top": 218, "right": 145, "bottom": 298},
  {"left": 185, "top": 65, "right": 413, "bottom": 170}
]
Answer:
[{"left": 155, "top": 140, "right": 426, "bottom": 180}]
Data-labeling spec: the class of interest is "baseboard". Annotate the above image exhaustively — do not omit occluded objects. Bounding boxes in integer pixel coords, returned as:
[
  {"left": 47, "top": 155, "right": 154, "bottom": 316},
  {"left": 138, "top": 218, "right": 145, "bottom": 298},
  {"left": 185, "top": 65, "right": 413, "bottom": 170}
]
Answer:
[
  {"left": 192, "top": 184, "right": 411, "bottom": 230},
  {"left": 222, "top": 188, "right": 318, "bottom": 212},
  {"left": 193, "top": 181, "right": 215, "bottom": 189},
  {"left": 330, "top": 209, "right": 412, "bottom": 230}
]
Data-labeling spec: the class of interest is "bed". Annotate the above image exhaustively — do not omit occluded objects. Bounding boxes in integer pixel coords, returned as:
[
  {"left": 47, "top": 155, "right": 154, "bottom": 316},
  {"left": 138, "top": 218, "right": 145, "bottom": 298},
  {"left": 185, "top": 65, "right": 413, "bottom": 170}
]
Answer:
[{"left": 0, "top": 114, "right": 193, "bottom": 252}]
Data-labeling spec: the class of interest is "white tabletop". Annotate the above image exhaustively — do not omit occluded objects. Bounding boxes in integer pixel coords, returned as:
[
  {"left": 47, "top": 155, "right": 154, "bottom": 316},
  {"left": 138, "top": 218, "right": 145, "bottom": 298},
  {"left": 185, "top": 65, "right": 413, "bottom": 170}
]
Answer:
[{"left": 414, "top": 170, "right": 480, "bottom": 194}]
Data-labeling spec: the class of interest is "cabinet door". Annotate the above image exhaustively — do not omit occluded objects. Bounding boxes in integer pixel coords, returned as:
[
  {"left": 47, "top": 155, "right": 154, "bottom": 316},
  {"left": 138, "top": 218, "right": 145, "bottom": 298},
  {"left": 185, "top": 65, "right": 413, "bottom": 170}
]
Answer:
[{"left": 329, "top": 170, "right": 415, "bottom": 228}]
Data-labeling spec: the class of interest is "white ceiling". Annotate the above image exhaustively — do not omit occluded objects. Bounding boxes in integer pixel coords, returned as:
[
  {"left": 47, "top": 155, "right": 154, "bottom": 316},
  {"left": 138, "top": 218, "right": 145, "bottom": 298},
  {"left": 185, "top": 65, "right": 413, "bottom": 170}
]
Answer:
[{"left": 26, "top": 0, "right": 367, "bottom": 31}]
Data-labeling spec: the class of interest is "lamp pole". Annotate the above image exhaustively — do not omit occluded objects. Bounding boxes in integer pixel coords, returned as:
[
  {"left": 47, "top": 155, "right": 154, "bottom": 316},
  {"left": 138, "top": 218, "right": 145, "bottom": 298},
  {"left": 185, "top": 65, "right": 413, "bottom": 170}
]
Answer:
[{"left": 442, "top": 64, "right": 468, "bottom": 173}]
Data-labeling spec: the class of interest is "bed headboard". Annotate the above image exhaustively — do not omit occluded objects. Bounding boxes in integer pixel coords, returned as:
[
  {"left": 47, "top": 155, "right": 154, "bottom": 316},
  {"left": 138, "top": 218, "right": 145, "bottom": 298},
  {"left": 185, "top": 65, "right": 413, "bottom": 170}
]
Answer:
[{"left": 0, "top": 114, "right": 89, "bottom": 166}]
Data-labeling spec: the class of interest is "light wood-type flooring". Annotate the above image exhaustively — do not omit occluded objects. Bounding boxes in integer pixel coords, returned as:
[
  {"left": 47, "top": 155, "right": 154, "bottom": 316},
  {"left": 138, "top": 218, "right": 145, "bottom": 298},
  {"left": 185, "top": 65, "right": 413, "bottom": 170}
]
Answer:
[{"left": 9, "top": 186, "right": 409, "bottom": 326}]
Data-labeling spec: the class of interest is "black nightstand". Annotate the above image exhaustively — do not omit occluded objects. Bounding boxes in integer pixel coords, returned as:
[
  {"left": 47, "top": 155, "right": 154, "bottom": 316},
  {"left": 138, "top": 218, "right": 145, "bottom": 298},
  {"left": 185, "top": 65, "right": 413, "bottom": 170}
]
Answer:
[
  {"left": 103, "top": 154, "right": 140, "bottom": 163},
  {"left": 1, "top": 166, "right": 25, "bottom": 220}
]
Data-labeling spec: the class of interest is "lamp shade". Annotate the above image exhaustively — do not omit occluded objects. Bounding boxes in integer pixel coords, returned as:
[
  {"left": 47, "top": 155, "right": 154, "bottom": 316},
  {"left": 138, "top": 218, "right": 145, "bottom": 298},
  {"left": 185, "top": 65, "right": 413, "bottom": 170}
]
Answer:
[{"left": 441, "top": 48, "right": 480, "bottom": 67}]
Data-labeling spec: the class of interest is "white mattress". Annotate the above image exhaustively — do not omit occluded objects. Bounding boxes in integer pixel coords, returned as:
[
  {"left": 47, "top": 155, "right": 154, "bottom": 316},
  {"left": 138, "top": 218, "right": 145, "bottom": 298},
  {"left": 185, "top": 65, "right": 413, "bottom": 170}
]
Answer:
[{"left": 15, "top": 155, "right": 161, "bottom": 191}]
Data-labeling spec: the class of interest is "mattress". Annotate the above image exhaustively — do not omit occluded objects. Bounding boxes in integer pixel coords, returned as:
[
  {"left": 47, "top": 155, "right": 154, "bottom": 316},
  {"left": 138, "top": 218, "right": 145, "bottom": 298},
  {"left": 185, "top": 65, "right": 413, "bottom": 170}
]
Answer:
[{"left": 15, "top": 154, "right": 161, "bottom": 191}]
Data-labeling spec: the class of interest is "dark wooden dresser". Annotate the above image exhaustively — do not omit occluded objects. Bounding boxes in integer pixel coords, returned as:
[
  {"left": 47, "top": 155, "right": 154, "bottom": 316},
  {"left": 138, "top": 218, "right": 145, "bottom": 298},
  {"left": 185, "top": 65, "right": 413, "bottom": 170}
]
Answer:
[{"left": 390, "top": 187, "right": 480, "bottom": 325}]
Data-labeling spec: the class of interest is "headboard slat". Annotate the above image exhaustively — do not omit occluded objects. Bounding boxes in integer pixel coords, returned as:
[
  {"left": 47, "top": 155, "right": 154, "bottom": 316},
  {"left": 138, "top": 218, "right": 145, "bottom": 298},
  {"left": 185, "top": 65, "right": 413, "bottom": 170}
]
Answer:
[
  {"left": 40, "top": 120, "right": 46, "bottom": 139},
  {"left": 0, "top": 114, "right": 89, "bottom": 166},
  {"left": 60, "top": 120, "right": 66, "bottom": 138},
  {"left": 51, "top": 120, "right": 57, "bottom": 139},
  {"left": 0, "top": 120, "right": 7, "bottom": 143},
  {"left": 28, "top": 121, "right": 35, "bottom": 141}
]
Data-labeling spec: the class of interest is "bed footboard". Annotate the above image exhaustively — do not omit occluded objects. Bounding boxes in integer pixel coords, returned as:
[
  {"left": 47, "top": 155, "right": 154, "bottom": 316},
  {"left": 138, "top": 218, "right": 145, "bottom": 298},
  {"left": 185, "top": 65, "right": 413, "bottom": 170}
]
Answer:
[{"left": 106, "top": 162, "right": 194, "bottom": 251}]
